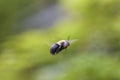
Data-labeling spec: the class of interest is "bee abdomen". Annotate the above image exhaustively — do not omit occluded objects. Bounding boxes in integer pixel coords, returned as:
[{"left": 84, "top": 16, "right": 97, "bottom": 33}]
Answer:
[{"left": 50, "top": 44, "right": 59, "bottom": 55}]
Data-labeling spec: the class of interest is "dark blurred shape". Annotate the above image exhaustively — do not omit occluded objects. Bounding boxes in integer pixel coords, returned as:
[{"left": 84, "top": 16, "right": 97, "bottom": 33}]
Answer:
[{"left": 20, "top": 4, "right": 69, "bottom": 31}]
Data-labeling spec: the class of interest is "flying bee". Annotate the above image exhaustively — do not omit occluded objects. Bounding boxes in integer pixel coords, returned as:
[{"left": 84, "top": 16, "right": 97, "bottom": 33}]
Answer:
[
  {"left": 50, "top": 37, "right": 77, "bottom": 55},
  {"left": 50, "top": 40, "right": 70, "bottom": 55}
]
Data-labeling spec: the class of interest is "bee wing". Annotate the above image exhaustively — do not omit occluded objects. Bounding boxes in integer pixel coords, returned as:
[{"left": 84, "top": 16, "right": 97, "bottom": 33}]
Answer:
[
  {"left": 69, "top": 39, "right": 78, "bottom": 43},
  {"left": 45, "top": 40, "right": 55, "bottom": 46},
  {"left": 46, "top": 42, "right": 52, "bottom": 46}
]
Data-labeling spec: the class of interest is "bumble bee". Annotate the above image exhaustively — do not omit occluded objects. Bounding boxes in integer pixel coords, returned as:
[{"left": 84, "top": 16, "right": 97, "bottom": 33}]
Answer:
[
  {"left": 50, "top": 40, "right": 70, "bottom": 55},
  {"left": 50, "top": 37, "right": 77, "bottom": 55}
]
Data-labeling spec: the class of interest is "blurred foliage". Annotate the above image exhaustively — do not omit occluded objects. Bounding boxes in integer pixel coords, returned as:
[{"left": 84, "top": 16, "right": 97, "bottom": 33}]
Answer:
[
  {"left": 0, "top": 0, "right": 54, "bottom": 42},
  {"left": 60, "top": 0, "right": 120, "bottom": 52},
  {"left": 0, "top": 0, "right": 120, "bottom": 80}
]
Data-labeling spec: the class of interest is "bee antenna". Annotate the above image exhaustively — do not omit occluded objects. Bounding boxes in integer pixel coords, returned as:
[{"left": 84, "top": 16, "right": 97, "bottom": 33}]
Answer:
[{"left": 67, "top": 36, "right": 70, "bottom": 41}]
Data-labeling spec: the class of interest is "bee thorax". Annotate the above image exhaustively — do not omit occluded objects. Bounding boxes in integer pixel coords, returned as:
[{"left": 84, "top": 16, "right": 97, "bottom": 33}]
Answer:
[
  {"left": 57, "top": 40, "right": 66, "bottom": 45},
  {"left": 56, "top": 40, "right": 70, "bottom": 48}
]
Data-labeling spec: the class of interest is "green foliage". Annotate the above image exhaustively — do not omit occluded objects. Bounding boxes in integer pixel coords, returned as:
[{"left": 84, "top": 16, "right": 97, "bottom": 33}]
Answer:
[
  {"left": 0, "top": 0, "right": 120, "bottom": 80},
  {"left": 0, "top": 0, "right": 43, "bottom": 42},
  {"left": 60, "top": 0, "right": 120, "bottom": 52},
  {"left": 0, "top": 27, "right": 120, "bottom": 80}
]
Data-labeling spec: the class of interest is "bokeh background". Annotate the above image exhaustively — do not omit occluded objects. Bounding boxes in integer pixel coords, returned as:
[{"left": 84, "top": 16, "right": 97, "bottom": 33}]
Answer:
[{"left": 0, "top": 0, "right": 120, "bottom": 80}]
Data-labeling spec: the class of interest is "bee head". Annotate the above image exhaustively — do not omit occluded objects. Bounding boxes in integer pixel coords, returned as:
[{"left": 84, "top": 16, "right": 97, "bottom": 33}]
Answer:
[{"left": 63, "top": 40, "right": 70, "bottom": 48}]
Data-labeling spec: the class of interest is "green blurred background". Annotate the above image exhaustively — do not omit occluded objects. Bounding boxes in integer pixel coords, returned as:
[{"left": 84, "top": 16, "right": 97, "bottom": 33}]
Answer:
[{"left": 0, "top": 0, "right": 120, "bottom": 80}]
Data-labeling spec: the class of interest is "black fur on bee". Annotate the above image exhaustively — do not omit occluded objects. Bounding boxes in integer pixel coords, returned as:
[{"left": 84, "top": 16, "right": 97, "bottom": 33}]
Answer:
[{"left": 50, "top": 40, "right": 70, "bottom": 55}]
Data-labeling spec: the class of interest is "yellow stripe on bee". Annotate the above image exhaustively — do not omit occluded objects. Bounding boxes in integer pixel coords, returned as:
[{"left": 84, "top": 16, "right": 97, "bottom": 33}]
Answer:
[{"left": 56, "top": 40, "right": 66, "bottom": 45}]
